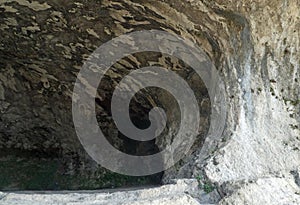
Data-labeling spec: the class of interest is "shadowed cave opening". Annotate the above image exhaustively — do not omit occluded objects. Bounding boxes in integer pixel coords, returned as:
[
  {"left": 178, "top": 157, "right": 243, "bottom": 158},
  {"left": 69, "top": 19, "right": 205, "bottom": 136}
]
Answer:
[
  {"left": 94, "top": 52, "right": 212, "bottom": 188},
  {"left": 0, "top": 52, "right": 211, "bottom": 191}
]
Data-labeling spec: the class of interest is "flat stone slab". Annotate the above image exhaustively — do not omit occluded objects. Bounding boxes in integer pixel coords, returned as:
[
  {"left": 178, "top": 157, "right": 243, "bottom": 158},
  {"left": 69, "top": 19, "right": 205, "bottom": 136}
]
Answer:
[{"left": 0, "top": 179, "right": 211, "bottom": 205}]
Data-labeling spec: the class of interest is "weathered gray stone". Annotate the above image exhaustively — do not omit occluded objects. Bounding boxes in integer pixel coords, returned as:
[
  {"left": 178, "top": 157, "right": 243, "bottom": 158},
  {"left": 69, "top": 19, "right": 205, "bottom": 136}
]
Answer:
[
  {"left": 0, "top": 179, "right": 205, "bottom": 205},
  {"left": 219, "top": 173, "right": 300, "bottom": 205},
  {"left": 0, "top": 0, "right": 299, "bottom": 204}
]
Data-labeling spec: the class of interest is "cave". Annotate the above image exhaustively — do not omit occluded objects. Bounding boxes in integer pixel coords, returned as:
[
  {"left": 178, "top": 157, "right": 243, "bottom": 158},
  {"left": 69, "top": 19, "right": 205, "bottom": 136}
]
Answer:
[
  {"left": 0, "top": 47, "right": 213, "bottom": 190},
  {"left": 0, "top": 0, "right": 299, "bottom": 204}
]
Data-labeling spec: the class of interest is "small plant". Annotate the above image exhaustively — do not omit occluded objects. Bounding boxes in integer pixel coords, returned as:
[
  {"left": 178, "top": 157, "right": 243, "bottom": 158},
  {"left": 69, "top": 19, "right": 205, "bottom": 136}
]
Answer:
[
  {"left": 195, "top": 175, "right": 215, "bottom": 194},
  {"left": 203, "top": 182, "right": 215, "bottom": 193},
  {"left": 196, "top": 175, "right": 203, "bottom": 181}
]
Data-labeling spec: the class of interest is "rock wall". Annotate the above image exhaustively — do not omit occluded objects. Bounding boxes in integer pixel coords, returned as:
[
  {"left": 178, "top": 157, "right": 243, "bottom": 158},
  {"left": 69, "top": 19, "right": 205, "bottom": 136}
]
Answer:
[{"left": 0, "top": 0, "right": 299, "bottom": 203}]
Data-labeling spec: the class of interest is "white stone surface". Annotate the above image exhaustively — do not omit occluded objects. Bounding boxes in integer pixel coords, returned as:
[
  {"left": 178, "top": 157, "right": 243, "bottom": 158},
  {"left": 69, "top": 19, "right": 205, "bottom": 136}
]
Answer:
[
  {"left": 0, "top": 179, "right": 209, "bottom": 205},
  {"left": 220, "top": 174, "right": 300, "bottom": 205}
]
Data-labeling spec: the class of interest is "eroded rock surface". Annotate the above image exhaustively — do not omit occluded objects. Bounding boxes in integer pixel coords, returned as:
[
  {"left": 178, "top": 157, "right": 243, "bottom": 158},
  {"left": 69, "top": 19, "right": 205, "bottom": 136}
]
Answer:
[
  {"left": 0, "top": 0, "right": 299, "bottom": 204},
  {"left": 219, "top": 171, "right": 300, "bottom": 205}
]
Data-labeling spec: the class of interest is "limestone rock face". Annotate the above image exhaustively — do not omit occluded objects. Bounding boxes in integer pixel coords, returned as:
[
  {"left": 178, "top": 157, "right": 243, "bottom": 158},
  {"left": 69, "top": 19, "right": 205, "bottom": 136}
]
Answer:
[
  {"left": 219, "top": 172, "right": 300, "bottom": 205},
  {"left": 0, "top": 0, "right": 299, "bottom": 204}
]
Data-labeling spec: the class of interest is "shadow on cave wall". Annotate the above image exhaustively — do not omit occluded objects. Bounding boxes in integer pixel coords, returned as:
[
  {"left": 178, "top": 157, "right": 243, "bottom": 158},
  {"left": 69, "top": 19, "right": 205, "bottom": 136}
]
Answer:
[{"left": 0, "top": 0, "right": 213, "bottom": 190}]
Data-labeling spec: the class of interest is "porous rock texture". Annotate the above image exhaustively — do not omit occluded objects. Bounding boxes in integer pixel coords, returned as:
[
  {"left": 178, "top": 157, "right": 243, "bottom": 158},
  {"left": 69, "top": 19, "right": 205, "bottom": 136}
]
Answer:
[
  {"left": 219, "top": 172, "right": 300, "bottom": 205},
  {"left": 0, "top": 0, "right": 299, "bottom": 204}
]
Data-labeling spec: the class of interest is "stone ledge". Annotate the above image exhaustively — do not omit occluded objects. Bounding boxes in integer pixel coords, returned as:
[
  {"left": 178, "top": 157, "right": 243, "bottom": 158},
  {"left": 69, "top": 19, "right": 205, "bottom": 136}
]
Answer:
[{"left": 0, "top": 179, "right": 209, "bottom": 205}]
